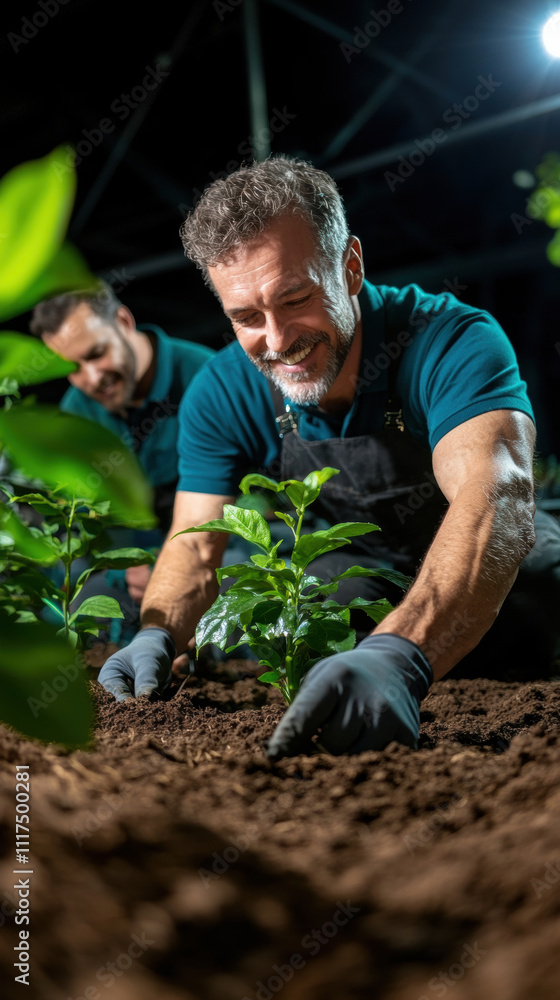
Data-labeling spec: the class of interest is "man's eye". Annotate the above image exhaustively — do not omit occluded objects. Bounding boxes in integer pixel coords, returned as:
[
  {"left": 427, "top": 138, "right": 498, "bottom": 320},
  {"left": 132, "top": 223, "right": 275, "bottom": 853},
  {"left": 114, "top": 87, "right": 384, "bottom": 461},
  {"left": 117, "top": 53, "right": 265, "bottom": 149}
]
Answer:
[{"left": 287, "top": 295, "right": 311, "bottom": 307}]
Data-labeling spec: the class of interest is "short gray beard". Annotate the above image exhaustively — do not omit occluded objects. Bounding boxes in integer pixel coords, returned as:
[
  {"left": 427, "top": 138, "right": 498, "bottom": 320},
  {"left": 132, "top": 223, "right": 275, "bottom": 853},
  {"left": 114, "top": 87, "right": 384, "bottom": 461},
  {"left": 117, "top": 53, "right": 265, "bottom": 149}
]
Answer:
[{"left": 250, "top": 300, "right": 356, "bottom": 405}]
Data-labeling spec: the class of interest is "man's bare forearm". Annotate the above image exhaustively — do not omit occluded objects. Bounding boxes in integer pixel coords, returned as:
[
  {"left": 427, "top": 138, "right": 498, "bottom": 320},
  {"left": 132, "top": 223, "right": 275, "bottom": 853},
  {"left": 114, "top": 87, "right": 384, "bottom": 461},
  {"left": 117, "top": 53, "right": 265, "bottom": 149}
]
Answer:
[
  {"left": 139, "top": 533, "right": 223, "bottom": 652},
  {"left": 374, "top": 476, "right": 535, "bottom": 679},
  {"left": 138, "top": 491, "right": 234, "bottom": 653}
]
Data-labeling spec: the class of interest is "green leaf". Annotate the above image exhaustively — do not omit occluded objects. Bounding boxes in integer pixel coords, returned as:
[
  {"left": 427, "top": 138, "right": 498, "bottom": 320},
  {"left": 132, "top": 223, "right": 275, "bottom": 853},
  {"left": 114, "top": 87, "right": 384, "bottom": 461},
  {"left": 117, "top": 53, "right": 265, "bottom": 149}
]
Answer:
[
  {"left": 274, "top": 510, "right": 295, "bottom": 529},
  {"left": 295, "top": 616, "right": 354, "bottom": 648},
  {"left": 0, "top": 610, "right": 93, "bottom": 748},
  {"left": 91, "top": 547, "right": 156, "bottom": 569},
  {"left": 326, "top": 565, "right": 410, "bottom": 590},
  {"left": 291, "top": 522, "right": 379, "bottom": 570},
  {"left": 291, "top": 534, "right": 349, "bottom": 570},
  {"left": 69, "top": 595, "right": 124, "bottom": 623},
  {"left": 177, "top": 504, "right": 271, "bottom": 552},
  {"left": 11, "top": 241, "right": 95, "bottom": 321},
  {"left": 0, "top": 332, "right": 77, "bottom": 386},
  {"left": 0, "top": 507, "right": 59, "bottom": 565},
  {"left": 328, "top": 596, "right": 394, "bottom": 624},
  {"left": 250, "top": 553, "right": 286, "bottom": 570},
  {"left": 0, "top": 376, "right": 19, "bottom": 397},
  {"left": 239, "top": 472, "right": 285, "bottom": 494},
  {"left": 0, "top": 489, "right": 63, "bottom": 513},
  {"left": 0, "top": 147, "right": 76, "bottom": 320},
  {"left": 196, "top": 588, "right": 276, "bottom": 650},
  {"left": 258, "top": 670, "right": 283, "bottom": 687},
  {"left": 0, "top": 405, "right": 155, "bottom": 527}
]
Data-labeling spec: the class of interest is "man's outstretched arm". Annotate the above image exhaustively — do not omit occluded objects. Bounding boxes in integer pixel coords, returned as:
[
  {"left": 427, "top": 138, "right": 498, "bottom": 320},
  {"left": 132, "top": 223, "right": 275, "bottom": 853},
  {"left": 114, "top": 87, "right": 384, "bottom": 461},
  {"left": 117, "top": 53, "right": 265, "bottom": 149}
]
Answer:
[
  {"left": 268, "top": 409, "right": 536, "bottom": 756},
  {"left": 98, "top": 491, "right": 234, "bottom": 700},
  {"left": 373, "top": 408, "right": 536, "bottom": 678}
]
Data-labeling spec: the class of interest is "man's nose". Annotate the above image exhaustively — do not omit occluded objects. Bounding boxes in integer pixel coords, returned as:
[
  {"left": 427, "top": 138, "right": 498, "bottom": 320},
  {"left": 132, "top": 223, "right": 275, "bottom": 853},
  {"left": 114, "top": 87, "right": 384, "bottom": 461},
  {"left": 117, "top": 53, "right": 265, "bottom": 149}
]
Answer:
[
  {"left": 263, "top": 314, "right": 293, "bottom": 355},
  {"left": 70, "top": 361, "right": 101, "bottom": 392}
]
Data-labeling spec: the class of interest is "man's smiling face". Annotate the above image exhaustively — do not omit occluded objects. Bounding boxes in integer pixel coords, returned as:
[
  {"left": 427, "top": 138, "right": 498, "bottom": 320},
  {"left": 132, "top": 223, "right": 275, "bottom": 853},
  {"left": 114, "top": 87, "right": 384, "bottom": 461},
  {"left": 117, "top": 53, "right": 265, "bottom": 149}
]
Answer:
[
  {"left": 208, "top": 213, "right": 362, "bottom": 406},
  {"left": 43, "top": 303, "right": 138, "bottom": 412}
]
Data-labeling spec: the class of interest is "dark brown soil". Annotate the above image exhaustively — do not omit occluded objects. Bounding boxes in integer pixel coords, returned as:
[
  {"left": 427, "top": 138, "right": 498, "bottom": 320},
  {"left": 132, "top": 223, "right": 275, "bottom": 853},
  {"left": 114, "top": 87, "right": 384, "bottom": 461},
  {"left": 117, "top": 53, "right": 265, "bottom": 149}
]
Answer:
[{"left": 2, "top": 659, "right": 560, "bottom": 1000}]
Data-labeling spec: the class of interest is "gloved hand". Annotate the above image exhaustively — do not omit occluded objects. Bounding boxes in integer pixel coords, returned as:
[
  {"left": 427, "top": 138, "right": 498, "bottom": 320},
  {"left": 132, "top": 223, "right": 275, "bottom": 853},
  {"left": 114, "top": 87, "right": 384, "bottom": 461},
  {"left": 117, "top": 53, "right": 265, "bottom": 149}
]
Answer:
[
  {"left": 267, "top": 633, "right": 432, "bottom": 758},
  {"left": 98, "top": 626, "right": 176, "bottom": 702}
]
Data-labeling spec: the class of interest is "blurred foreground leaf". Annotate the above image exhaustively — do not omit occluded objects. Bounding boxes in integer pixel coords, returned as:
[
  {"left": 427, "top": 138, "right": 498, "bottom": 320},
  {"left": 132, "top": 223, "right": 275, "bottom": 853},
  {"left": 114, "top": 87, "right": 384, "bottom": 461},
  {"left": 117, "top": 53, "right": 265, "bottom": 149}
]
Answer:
[
  {"left": 0, "top": 610, "right": 93, "bottom": 747},
  {"left": 0, "top": 404, "right": 156, "bottom": 527},
  {"left": 0, "top": 147, "right": 77, "bottom": 320},
  {"left": 0, "top": 332, "right": 77, "bottom": 385}
]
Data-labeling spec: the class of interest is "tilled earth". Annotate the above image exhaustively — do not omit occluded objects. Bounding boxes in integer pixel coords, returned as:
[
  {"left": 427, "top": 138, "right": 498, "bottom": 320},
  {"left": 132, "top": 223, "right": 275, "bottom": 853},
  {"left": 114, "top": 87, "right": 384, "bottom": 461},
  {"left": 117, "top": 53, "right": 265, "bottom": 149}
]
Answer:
[{"left": 2, "top": 660, "right": 560, "bottom": 1000}]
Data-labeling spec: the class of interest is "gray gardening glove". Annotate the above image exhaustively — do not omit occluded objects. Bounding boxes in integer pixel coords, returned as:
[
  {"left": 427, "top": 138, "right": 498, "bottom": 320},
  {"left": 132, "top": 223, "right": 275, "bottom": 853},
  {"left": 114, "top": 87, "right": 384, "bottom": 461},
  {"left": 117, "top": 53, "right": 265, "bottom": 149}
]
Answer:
[
  {"left": 267, "top": 634, "right": 432, "bottom": 758},
  {"left": 98, "top": 626, "right": 176, "bottom": 702}
]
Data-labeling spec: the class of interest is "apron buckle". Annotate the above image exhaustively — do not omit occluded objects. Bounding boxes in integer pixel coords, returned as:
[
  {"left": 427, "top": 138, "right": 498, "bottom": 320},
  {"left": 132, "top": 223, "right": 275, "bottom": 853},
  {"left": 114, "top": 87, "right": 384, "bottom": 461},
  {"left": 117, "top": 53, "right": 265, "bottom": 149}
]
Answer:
[
  {"left": 275, "top": 406, "right": 299, "bottom": 437},
  {"left": 384, "top": 407, "right": 405, "bottom": 432}
]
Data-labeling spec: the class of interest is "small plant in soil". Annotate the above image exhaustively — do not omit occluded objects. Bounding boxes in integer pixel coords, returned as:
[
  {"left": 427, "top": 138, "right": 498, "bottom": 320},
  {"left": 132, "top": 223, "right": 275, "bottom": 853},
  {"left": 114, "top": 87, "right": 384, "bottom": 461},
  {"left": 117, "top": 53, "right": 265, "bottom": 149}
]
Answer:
[{"left": 176, "top": 467, "right": 409, "bottom": 703}]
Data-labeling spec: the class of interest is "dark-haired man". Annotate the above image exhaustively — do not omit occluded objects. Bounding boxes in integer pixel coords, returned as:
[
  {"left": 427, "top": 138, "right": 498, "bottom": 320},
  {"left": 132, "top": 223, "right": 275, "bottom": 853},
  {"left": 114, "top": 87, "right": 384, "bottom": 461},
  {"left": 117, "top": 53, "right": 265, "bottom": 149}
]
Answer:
[
  {"left": 30, "top": 284, "right": 214, "bottom": 628},
  {"left": 97, "top": 157, "right": 560, "bottom": 755}
]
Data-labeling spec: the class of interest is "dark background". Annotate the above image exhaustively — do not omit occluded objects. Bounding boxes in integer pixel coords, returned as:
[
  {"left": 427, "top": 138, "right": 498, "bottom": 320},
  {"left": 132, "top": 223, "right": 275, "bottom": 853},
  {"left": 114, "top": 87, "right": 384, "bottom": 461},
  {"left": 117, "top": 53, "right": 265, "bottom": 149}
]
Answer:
[{"left": 2, "top": 0, "right": 560, "bottom": 454}]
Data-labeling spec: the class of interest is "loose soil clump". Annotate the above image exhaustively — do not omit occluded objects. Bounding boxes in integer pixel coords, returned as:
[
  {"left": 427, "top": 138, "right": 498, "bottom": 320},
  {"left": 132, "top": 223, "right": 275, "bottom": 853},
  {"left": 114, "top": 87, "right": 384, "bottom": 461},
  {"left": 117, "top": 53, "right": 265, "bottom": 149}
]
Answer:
[{"left": 2, "top": 659, "right": 560, "bottom": 1000}]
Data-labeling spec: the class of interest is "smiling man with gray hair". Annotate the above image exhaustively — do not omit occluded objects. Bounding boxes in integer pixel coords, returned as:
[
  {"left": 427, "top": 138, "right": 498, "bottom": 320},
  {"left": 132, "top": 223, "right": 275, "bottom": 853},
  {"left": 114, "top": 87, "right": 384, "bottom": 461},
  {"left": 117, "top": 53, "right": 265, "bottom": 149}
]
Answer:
[{"left": 98, "top": 155, "right": 560, "bottom": 758}]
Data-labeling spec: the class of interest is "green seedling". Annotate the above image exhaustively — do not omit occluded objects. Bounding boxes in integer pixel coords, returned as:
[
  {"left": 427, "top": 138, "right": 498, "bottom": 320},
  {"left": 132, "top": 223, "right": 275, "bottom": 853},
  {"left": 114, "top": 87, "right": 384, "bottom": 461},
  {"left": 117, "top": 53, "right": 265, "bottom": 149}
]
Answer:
[
  {"left": 175, "top": 467, "right": 410, "bottom": 703},
  {"left": 0, "top": 487, "right": 155, "bottom": 650}
]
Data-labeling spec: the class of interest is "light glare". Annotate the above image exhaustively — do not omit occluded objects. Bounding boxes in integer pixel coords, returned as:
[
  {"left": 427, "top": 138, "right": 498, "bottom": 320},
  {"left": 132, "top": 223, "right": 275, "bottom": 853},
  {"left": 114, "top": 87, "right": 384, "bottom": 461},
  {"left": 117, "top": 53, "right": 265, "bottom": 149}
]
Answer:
[{"left": 543, "top": 12, "right": 560, "bottom": 57}]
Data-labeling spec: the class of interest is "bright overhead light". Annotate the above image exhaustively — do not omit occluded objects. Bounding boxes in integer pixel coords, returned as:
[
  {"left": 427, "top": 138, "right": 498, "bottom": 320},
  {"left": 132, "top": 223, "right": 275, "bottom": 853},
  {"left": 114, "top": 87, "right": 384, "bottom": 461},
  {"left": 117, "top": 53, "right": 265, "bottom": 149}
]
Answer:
[{"left": 543, "top": 11, "right": 560, "bottom": 57}]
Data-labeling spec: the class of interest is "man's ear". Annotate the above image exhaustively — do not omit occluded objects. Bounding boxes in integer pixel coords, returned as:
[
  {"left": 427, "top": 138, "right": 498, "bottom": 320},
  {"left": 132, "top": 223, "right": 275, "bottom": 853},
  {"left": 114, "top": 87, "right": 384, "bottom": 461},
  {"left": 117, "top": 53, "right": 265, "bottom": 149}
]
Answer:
[
  {"left": 114, "top": 305, "right": 136, "bottom": 335},
  {"left": 344, "top": 236, "right": 364, "bottom": 296}
]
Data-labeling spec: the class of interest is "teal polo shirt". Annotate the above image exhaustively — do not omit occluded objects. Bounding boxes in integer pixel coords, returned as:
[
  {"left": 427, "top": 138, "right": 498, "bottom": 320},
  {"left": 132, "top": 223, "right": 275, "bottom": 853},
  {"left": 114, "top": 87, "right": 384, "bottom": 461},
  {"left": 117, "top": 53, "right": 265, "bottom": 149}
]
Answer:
[
  {"left": 176, "top": 281, "right": 534, "bottom": 495},
  {"left": 60, "top": 325, "right": 215, "bottom": 487}
]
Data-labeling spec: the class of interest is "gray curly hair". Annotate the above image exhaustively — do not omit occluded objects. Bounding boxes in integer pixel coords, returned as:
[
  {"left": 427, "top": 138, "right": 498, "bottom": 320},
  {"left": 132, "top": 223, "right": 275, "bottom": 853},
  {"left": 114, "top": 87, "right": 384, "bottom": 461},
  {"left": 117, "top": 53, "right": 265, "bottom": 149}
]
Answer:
[{"left": 179, "top": 156, "right": 350, "bottom": 288}]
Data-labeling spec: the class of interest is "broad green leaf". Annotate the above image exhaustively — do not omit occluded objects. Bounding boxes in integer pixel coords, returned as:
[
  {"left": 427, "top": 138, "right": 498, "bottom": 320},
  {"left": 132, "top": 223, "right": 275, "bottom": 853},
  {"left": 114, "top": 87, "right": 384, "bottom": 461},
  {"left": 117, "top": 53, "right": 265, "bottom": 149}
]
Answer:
[
  {"left": 0, "top": 489, "right": 63, "bottom": 513},
  {"left": 0, "top": 332, "right": 77, "bottom": 386},
  {"left": 251, "top": 553, "right": 286, "bottom": 570},
  {"left": 298, "top": 466, "right": 340, "bottom": 506},
  {"left": 0, "top": 507, "right": 59, "bottom": 565},
  {"left": 178, "top": 504, "right": 271, "bottom": 552},
  {"left": 0, "top": 404, "right": 155, "bottom": 527},
  {"left": 69, "top": 595, "right": 124, "bottom": 623},
  {"left": 196, "top": 588, "right": 276, "bottom": 649},
  {"left": 0, "top": 610, "right": 93, "bottom": 747},
  {"left": 320, "top": 566, "right": 412, "bottom": 597},
  {"left": 0, "top": 147, "right": 76, "bottom": 319},
  {"left": 7, "top": 241, "right": 95, "bottom": 323},
  {"left": 258, "top": 670, "right": 283, "bottom": 687},
  {"left": 215, "top": 562, "right": 261, "bottom": 585},
  {"left": 292, "top": 522, "right": 379, "bottom": 570},
  {"left": 291, "top": 534, "right": 349, "bottom": 570},
  {"left": 239, "top": 472, "right": 285, "bottom": 494},
  {"left": 91, "top": 547, "right": 155, "bottom": 569},
  {"left": 295, "top": 616, "right": 354, "bottom": 648},
  {"left": 249, "top": 600, "right": 285, "bottom": 628},
  {"left": 327, "top": 596, "right": 394, "bottom": 623},
  {"left": 283, "top": 481, "right": 307, "bottom": 510},
  {"left": 274, "top": 510, "right": 295, "bottom": 529}
]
